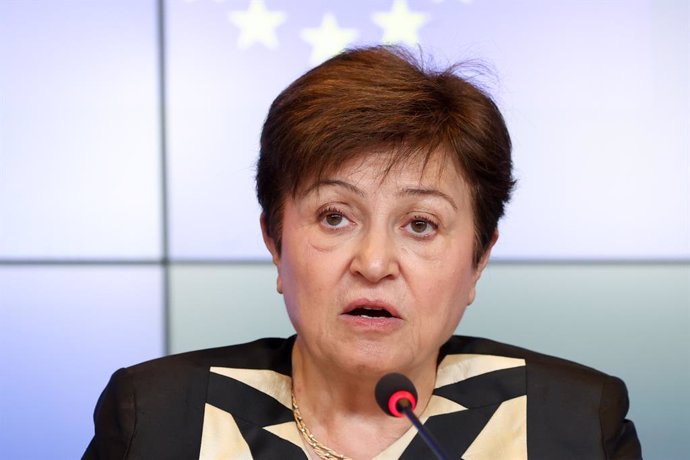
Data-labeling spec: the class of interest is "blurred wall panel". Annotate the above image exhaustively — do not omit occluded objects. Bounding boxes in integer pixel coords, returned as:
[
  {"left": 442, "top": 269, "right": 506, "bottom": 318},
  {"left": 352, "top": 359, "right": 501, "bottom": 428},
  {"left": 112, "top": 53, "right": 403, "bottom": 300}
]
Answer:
[
  {"left": 0, "top": 266, "right": 164, "bottom": 460},
  {"left": 0, "top": 0, "right": 161, "bottom": 259},
  {"left": 169, "top": 264, "right": 291, "bottom": 353}
]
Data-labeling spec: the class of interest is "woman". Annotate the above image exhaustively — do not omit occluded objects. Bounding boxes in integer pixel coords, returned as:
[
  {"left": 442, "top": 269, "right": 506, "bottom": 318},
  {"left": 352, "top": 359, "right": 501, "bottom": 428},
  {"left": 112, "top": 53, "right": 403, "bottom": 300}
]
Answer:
[{"left": 84, "top": 46, "right": 641, "bottom": 459}]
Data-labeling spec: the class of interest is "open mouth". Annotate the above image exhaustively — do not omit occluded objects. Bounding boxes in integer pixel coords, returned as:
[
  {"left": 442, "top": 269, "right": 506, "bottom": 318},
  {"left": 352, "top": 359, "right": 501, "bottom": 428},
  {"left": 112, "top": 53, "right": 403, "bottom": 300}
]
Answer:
[{"left": 346, "top": 306, "right": 394, "bottom": 318}]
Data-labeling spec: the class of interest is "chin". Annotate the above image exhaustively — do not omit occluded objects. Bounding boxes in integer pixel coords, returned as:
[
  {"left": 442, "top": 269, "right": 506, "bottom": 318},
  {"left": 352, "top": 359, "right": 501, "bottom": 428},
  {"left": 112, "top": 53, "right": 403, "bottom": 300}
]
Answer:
[{"left": 336, "top": 344, "right": 411, "bottom": 378}]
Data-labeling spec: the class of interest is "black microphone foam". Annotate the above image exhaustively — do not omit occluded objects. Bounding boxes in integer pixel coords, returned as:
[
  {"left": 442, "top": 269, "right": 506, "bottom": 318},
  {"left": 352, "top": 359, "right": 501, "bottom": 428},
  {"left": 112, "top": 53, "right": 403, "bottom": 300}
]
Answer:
[{"left": 375, "top": 372, "right": 418, "bottom": 417}]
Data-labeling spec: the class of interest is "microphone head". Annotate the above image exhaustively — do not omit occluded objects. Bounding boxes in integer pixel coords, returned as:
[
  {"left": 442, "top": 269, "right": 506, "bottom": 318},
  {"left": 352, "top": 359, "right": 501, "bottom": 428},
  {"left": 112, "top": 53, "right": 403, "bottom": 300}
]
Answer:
[{"left": 375, "top": 373, "right": 418, "bottom": 418}]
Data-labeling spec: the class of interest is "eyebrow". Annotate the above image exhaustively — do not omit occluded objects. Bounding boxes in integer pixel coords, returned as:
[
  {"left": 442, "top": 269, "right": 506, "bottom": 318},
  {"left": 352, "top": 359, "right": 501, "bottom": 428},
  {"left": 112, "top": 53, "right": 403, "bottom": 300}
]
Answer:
[
  {"left": 304, "top": 179, "right": 365, "bottom": 197},
  {"left": 399, "top": 187, "right": 458, "bottom": 210},
  {"left": 305, "top": 180, "right": 458, "bottom": 210}
]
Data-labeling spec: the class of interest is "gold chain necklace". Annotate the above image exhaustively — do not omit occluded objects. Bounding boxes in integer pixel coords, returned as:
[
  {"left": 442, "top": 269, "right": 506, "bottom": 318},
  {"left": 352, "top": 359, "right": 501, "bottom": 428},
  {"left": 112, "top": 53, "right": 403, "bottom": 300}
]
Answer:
[{"left": 291, "top": 391, "right": 352, "bottom": 460}]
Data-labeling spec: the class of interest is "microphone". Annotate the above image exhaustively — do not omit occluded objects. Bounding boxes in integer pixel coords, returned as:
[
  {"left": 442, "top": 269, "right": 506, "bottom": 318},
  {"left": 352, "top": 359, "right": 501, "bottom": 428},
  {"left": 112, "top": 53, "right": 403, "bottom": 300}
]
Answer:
[{"left": 375, "top": 373, "right": 450, "bottom": 460}]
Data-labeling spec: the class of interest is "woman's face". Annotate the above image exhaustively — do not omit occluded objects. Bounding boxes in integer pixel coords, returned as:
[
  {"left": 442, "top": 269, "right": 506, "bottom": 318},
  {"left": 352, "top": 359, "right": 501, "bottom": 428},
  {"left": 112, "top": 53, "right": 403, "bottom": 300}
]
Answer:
[{"left": 263, "top": 151, "right": 494, "bottom": 379}]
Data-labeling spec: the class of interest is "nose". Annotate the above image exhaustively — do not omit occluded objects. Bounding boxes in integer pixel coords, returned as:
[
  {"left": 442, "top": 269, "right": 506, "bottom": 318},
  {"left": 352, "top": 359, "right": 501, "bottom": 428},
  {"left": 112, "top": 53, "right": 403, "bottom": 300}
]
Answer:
[{"left": 349, "top": 226, "right": 400, "bottom": 283}]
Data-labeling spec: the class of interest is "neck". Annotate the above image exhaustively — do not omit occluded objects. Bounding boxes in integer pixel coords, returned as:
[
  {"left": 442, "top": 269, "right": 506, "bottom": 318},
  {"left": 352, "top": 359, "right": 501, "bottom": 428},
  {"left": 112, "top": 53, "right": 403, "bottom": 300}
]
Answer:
[{"left": 290, "top": 337, "right": 438, "bottom": 459}]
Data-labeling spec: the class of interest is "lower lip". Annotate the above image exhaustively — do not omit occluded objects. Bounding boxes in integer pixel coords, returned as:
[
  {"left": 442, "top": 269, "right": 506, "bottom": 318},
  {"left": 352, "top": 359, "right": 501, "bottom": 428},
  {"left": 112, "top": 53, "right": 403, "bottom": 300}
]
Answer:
[{"left": 339, "top": 314, "right": 403, "bottom": 331}]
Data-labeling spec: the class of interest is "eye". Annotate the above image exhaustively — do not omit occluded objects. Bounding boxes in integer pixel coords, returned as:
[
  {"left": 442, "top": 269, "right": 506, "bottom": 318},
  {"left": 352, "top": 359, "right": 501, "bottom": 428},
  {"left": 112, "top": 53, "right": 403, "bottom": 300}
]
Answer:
[
  {"left": 404, "top": 217, "right": 438, "bottom": 238},
  {"left": 320, "top": 207, "right": 351, "bottom": 229}
]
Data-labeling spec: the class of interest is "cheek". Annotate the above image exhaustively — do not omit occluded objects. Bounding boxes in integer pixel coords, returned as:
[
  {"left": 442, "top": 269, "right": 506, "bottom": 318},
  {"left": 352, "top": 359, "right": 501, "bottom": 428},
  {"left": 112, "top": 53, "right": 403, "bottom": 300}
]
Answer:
[
  {"left": 278, "top": 264, "right": 301, "bottom": 326},
  {"left": 279, "top": 241, "right": 343, "bottom": 312},
  {"left": 422, "top": 259, "right": 477, "bottom": 314},
  {"left": 423, "top": 277, "right": 471, "bottom": 342}
]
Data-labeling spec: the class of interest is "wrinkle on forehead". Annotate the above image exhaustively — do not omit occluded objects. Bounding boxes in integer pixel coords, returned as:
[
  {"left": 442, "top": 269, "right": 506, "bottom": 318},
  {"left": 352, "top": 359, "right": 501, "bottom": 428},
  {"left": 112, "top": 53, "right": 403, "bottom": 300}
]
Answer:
[{"left": 297, "top": 147, "right": 466, "bottom": 199}]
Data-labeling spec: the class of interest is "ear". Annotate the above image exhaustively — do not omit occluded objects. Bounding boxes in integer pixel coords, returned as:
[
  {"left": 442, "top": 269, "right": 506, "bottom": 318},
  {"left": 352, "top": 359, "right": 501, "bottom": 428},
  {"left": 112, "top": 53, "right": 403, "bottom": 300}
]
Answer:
[
  {"left": 260, "top": 214, "right": 283, "bottom": 294},
  {"left": 467, "top": 229, "right": 499, "bottom": 306}
]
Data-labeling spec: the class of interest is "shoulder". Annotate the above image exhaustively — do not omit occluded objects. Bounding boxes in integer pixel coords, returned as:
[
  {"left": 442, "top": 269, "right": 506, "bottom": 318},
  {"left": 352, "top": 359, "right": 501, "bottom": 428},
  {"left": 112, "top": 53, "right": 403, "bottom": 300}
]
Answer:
[
  {"left": 108, "top": 336, "right": 295, "bottom": 420},
  {"left": 439, "top": 335, "right": 618, "bottom": 414},
  {"left": 441, "top": 335, "right": 621, "bottom": 408},
  {"left": 442, "top": 335, "right": 641, "bottom": 459},
  {"left": 84, "top": 337, "right": 294, "bottom": 459}
]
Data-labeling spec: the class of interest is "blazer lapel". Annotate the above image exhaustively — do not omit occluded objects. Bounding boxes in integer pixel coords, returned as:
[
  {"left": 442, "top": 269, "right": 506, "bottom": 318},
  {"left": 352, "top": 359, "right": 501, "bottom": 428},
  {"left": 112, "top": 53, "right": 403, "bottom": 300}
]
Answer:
[
  {"left": 198, "top": 341, "right": 527, "bottom": 460},
  {"left": 200, "top": 367, "right": 308, "bottom": 459},
  {"left": 395, "top": 353, "right": 528, "bottom": 460}
]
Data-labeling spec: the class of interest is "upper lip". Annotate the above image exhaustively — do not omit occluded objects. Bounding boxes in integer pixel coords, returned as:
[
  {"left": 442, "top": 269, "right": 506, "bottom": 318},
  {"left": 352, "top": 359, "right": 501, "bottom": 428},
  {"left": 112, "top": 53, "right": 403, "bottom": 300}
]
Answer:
[{"left": 342, "top": 299, "right": 401, "bottom": 319}]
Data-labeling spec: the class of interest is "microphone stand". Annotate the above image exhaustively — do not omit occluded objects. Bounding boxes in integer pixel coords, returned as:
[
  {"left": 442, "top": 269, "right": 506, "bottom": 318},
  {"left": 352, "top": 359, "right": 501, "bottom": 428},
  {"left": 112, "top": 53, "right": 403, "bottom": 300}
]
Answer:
[{"left": 397, "top": 399, "right": 450, "bottom": 460}]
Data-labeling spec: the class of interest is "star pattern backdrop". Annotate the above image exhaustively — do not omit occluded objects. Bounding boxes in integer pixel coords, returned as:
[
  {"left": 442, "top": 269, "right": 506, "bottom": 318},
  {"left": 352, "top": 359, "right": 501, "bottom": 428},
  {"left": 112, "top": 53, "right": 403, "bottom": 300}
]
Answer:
[{"left": 167, "top": 0, "right": 689, "bottom": 261}]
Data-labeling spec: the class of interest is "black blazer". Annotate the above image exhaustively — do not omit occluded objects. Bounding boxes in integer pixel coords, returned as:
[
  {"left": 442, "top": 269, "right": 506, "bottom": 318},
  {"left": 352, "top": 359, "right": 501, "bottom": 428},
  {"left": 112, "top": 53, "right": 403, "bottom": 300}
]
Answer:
[{"left": 83, "top": 336, "right": 641, "bottom": 459}]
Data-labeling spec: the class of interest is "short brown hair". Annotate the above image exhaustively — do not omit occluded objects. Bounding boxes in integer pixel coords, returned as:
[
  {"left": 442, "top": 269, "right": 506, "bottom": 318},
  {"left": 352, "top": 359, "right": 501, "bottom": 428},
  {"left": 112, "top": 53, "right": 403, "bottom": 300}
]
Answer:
[{"left": 256, "top": 45, "right": 514, "bottom": 264}]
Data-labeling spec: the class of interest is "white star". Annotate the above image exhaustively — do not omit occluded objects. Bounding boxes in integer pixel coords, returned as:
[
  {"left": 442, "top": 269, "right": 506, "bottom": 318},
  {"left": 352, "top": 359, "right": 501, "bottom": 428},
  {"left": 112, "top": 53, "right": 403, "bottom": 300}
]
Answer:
[
  {"left": 372, "top": 0, "right": 430, "bottom": 46},
  {"left": 300, "top": 13, "right": 359, "bottom": 66},
  {"left": 228, "top": 0, "right": 286, "bottom": 50}
]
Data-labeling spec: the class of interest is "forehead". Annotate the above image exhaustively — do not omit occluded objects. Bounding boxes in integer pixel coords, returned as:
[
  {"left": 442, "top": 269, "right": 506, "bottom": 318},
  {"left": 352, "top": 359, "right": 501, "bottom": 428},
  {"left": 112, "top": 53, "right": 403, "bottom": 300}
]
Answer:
[{"left": 297, "top": 148, "right": 467, "bottom": 197}]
